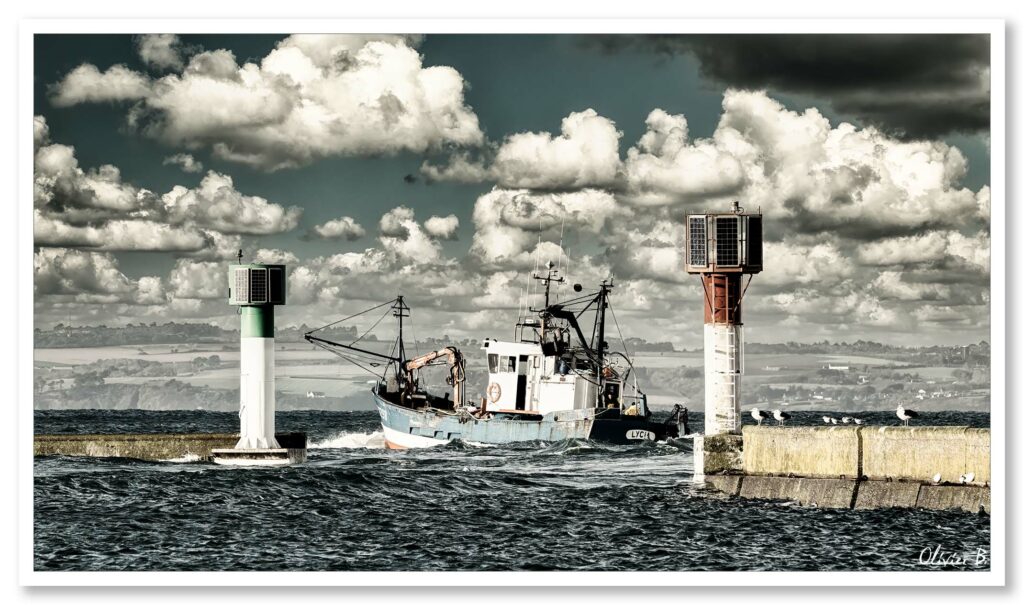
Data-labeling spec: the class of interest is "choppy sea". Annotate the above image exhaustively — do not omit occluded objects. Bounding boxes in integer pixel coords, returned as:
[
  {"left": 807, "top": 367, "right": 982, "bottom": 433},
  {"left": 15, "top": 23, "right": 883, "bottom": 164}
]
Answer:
[{"left": 34, "top": 409, "right": 991, "bottom": 572}]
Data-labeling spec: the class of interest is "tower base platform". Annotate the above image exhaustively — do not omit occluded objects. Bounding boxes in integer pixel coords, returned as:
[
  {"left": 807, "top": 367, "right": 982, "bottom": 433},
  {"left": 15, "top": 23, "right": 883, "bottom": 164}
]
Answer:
[{"left": 210, "top": 447, "right": 307, "bottom": 466}]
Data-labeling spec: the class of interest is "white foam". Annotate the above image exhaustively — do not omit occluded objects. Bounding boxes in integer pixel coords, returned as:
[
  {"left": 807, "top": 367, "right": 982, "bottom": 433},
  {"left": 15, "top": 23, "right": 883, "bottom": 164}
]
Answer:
[
  {"left": 310, "top": 431, "right": 385, "bottom": 449},
  {"left": 160, "top": 453, "right": 202, "bottom": 463}
]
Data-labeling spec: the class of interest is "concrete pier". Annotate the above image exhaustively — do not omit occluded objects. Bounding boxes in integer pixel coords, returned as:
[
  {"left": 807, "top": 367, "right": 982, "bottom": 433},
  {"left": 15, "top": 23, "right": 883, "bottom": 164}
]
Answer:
[
  {"left": 696, "top": 425, "right": 991, "bottom": 513},
  {"left": 34, "top": 432, "right": 307, "bottom": 462}
]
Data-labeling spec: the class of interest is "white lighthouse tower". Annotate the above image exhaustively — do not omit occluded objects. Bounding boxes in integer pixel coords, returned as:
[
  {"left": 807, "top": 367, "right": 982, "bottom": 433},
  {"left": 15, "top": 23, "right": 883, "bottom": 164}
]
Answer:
[
  {"left": 685, "top": 202, "right": 763, "bottom": 436},
  {"left": 211, "top": 255, "right": 305, "bottom": 465}
]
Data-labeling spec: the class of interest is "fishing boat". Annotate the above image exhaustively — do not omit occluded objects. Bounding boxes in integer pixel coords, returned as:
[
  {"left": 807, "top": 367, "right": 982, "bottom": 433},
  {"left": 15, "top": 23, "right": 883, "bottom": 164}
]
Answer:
[{"left": 305, "top": 264, "right": 688, "bottom": 449}]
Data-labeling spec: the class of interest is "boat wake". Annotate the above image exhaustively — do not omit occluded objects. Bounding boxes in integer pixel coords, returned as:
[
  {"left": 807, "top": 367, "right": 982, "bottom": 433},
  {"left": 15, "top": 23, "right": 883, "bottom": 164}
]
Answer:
[{"left": 310, "top": 430, "right": 385, "bottom": 449}]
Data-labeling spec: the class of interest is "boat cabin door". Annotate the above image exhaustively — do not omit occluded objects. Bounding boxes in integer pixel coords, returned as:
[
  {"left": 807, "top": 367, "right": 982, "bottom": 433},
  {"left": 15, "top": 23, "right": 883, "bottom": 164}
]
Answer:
[{"left": 515, "top": 355, "right": 528, "bottom": 410}]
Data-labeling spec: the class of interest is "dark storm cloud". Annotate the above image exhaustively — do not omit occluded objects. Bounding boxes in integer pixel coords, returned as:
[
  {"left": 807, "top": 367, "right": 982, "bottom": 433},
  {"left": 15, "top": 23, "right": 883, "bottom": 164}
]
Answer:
[{"left": 589, "top": 34, "right": 990, "bottom": 139}]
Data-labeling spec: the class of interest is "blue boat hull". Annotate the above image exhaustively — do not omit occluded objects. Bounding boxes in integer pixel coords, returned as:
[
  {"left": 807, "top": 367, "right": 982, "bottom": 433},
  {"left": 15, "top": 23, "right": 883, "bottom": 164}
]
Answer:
[
  {"left": 373, "top": 389, "right": 594, "bottom": 448},
  {"left": 373, "top": 388, "right": 680, "bottom": 448}
]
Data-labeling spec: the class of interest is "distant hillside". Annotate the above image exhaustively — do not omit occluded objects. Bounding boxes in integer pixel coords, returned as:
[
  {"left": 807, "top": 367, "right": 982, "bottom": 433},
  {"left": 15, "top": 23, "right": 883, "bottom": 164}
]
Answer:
[{"left": 34, "top": 322, "right": 365, "bottom": 348}]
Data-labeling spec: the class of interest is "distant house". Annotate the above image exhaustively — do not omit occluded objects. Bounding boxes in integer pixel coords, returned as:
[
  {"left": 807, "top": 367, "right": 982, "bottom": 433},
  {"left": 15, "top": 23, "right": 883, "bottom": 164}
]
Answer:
[
  {"left": 823, "top": 363, "right": 850, "bottom": 371},
  {"left": 306, "top": 391, "right": 326, "bottom": 399}
]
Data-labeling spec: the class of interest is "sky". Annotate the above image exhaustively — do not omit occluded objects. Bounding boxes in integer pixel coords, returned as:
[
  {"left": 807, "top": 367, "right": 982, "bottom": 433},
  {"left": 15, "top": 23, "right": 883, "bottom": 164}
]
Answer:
[{"left": 32, "top": 33, "right": 992, "bottom": 347}]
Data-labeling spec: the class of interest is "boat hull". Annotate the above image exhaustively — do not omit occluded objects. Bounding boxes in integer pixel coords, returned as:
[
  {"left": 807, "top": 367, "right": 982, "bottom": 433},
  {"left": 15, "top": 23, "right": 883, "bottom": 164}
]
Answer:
[
  {"left": 373, "top": 390, "right": 678, "bottom": 448},
  {"left": 374, "top": 390, "right": 594, "bottom": 449}
]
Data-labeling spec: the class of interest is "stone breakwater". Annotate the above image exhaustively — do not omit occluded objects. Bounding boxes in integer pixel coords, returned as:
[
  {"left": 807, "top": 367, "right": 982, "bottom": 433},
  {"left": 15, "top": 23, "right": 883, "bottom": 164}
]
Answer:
[
  {"left": 696, "top": 425, "right": 991, "bottom": 513},
  {"left": 34, "top": 432, "right": 307, "bottom": 461}
]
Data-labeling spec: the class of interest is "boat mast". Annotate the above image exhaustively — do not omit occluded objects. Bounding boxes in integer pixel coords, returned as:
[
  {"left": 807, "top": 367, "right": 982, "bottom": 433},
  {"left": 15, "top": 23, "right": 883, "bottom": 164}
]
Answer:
[
  {"left": 393, "top": 296, "right": 410, "bottom": 371},
  {"left": 532, "top": 261, "right": 563, "bottom": 339},
  {"left": 595, "top": 281, "right": 609, "bottom": 399}
]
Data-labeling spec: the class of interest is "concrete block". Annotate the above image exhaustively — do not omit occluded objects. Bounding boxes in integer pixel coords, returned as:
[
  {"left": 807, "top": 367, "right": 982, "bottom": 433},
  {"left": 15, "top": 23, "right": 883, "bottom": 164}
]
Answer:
[
  {"left": 861, "top": 426, "right": 990, "bottom": 484},
  {"left": 700, "top": 433, "right": 743, "bottom": 474},
  {"left": 917, "top": 485, "right": 991, "bottom": 514},
  {"left": 853, "top": 480, "right": 921, "bottom": 510},
  {"left": 704, "top": 474, "right": 743, "bottom": 496},
  {"left": 742, "top": 426, "right": 860, "bottom": 478},
  {"left": 739, "top": 475, "right": 856, "bottom": 508}
]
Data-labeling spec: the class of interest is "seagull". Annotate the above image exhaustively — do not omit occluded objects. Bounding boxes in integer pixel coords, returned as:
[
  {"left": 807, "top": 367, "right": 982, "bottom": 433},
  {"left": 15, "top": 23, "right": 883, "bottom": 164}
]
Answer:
[
  {"left": 829, "top": 417, "right": 839, "bottom": 425},
  {"left": 751, "top": 408, "right": 769, "bottom": 426},
  {"left": 853, "top": 418, "right": 865, "bottom": 425},
  {"left": 959, "top": 472, "right": 975, "bottom": 484},
  {"left": 841, "top": 416, "right": 853, "bottom": 424},
  {"left": 773, "top": 409, "right": 791, "bottom": 426},
  {"left": 822, "top": 415, "right": 835, "bottom": 424},
  {"left": 896, "top": 403, "right": 919, "bottom": 426},
  {"left": 933, "top": 473, "right": 942, "bottom": 483}
]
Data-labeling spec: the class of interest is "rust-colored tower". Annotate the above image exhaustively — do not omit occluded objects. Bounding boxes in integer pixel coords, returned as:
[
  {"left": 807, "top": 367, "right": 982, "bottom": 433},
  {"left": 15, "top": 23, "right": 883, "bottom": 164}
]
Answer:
[{"left": 685, "top": 202, "right": 763, "bottom": 435}]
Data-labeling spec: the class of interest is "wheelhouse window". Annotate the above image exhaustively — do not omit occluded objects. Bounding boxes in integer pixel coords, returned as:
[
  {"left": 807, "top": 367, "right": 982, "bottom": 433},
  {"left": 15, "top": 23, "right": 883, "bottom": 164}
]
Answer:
[
  {"left": 488, "top": 354, "right": 499, "bottom": 373},
  {"left": 504, "top": 356, "right": 516, "bottom": 373}
]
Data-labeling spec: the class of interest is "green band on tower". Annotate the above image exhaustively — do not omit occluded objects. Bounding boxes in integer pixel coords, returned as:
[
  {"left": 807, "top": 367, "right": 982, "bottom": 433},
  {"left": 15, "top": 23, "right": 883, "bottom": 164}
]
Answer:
[{"left": 240, "top": 305, "right": 274, "bottom": 338}]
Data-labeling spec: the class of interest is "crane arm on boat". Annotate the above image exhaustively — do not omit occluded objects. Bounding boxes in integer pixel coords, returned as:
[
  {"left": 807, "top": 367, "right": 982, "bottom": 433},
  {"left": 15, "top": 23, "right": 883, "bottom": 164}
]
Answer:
[{"left": 402, "top": 346, "right": 466, "bottom": 406}]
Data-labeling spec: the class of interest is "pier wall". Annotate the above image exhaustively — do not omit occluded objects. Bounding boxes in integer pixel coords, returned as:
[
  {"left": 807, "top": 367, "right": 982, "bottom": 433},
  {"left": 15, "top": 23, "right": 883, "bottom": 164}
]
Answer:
[
  {"left": 698, "top": 425, "right": 991, "bottom": 513},
  {"left": 34, "top": 432, "right": 307, "bottom": 462}
]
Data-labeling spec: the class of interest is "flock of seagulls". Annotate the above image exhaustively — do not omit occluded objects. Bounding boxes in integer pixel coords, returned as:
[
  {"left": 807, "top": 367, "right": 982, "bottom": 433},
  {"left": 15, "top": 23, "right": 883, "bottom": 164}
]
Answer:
[
  {"left": 931, "top": 472, "right": 976, "bottom": 485},
  {"left": 821, "top": 415, "right": 865, "bottom": 425},
  {"left": 748, "top": 404, "right": 921, "bottom": 427}
]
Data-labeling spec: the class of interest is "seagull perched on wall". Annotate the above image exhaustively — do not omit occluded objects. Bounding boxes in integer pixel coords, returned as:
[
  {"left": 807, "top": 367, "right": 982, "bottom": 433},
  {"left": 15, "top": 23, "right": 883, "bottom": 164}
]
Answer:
[
  {"left": 959, "top": 472, "right": 975, "bottom": 484},
  {"left": 773, "top": 409, "right": 791, "bottom": 426},
  {"left": 853, "top": 418, "right": 865, "bottom": 425},
  {"left": 841, "top": 416, "right": 853, "bottom": 424},
  {"left": 896, "top": 403, "right": 919, "bottom": 426},
  {"left": 829, "top": 417, "right": 839, "bottom": 425},
  {"left": 822, "top": 415, "right": 835, "bottom": 425},
  {"left": 751, "top": 408, "right": 769, "bottom": 426}
]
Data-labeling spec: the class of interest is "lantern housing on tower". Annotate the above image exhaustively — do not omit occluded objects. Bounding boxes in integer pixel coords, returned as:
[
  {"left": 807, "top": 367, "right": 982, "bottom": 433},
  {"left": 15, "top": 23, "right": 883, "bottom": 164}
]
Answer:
[
  {"left": 229, "top": 264, "right": 286, "bottom": 306},
  {"left": 684, "top": 203, "right": 763, "bottom": 275}
]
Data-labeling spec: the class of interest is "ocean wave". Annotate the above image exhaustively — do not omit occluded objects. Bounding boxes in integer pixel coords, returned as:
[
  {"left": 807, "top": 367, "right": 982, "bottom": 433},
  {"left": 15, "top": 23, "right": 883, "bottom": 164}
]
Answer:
[{"left": 310, "top": 430, "right": 385, "bottom": 449}]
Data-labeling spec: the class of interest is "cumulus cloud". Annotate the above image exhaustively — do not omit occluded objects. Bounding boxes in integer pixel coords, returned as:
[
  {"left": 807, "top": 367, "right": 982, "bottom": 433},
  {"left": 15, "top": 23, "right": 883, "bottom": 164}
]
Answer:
[
  {"left": 633, "top": 90, "right": 988, "bottom": 240},
  {"left": 168, "top": 259, "right": 223, "bottom": 299},
  {"left": 621, "top": 109, "right": 745, "bottom": 205},
  {"left": 34, "top": 212, "right": 208, "bottom": 251},
  {"left": 758, "top": 241, "right": 855, "bottom": 289},
  {"left": 162, "top": 153, "right": 203, "bottom": 173},
  {"left": 470, "top": 188, "right": 625, "bottom": 268},
  {"left": 253, "top": 248, "right": 299, "bottom": 264},
  {"left": 421, "top": 109, "right": 623, "bottom": 190},
  {"left": 310, "top": 216, "right": 365, "bottom": 240},
  {"left": 871, "top": 271, "right": 951, "bottom": 302},
  {"left": 423, "top": 214, "right": 459, "bottom": 240},
  {"left": 137, "top": 34, "right": 185, "bottom": 70},
  {"left": 490, "top": 109, "right": 622, "bottom": 189},
  {"left": 34, "top": 123, "right": 301, "bottom": 253},
  {"left": 161, "top": 171, "right": 302, "bottom": 234},
  {"left": 378, "top": 206, "right": 442, "bottom": 264},
  {"left": 53, "top": 35, "right": 483, "bottom": 170},
  {"left": 49, "top": 64, "right": 151, "bottom": 107},
  {"left": 34, "top": 248, "right": 165, "bottom": 305},
  {"left": 857, "top": 230, "right": 990, "bottom": 270},
  {"left": 34, "top": 115, "right": 50, "bottom": 147}
]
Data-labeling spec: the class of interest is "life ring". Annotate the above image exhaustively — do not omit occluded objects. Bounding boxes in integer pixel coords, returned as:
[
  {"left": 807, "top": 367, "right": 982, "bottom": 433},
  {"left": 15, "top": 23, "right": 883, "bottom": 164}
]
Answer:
[{"left": 487, "top": 382, "right": 502, "bottom": 403}]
